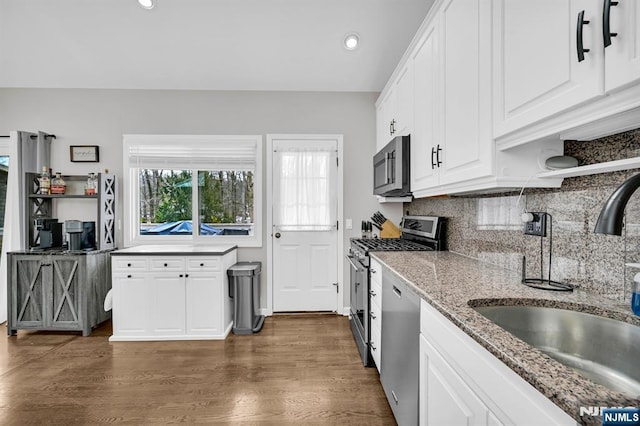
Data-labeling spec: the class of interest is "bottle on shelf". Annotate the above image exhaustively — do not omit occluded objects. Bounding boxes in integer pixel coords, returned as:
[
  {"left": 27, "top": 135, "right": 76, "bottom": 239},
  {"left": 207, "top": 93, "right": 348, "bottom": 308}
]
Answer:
[
  {"left": 85, "top": 172, "right": 98, "bottom": 195},
  {"left": 51, "top": 172, "right": 66, "bottom": 194},
  {"left": 39, "top": 166, "right": 50, "bottom": 195}
]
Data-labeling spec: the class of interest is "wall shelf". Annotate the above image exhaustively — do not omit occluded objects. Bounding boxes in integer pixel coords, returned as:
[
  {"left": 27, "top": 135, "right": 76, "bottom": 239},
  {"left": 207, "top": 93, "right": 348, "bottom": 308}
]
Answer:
[
  {"left": 376, "top": 195, "right": 413, "bottom": 203},
  {"left": 536, "top": 157, "right": 640, "bottom": 179}
]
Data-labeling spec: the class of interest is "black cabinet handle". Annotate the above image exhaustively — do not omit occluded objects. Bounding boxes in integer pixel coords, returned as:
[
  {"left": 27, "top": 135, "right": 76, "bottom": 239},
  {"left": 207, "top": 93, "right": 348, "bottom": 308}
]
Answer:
[
  {"left": 369, "top": 290, "right": 377, "bottom": 297},
  {"left": 391, "top": 119, "right": 396, "bottom": 135},
  {"left": 185, "top": 274, "right": 189, "bottom": 278},
  {"left": 127, "top": 263, "right": 131, "bottom": 267},
  {"left": 389, "top": 121, "right": 393, "bottom": 136},
  {"left": 179, "top": 274, "right": 183, "bottom": 278},
  {"left": 436, "top": 144, "right": 443, "bottom": 167},
  {"left": 431, "top": 147, "right": 437, "bottom": 169},
  {"left": 164, "top": 263, "right": 168, "bottom": 267},
  {"left": 127, "top": 274, "right": 132, "bottom": 278},
  {"left": 370, "top": 312, "right": 377, "bottom": 320},
  {"left": 603, "top": 0, "right": 619, "bottom": 47},
  {"left": 370, "top": 342, "right": 377, "bottom": 351},
  {"left": 200, "top": 263, "right": 204, "bottom": 267},
  {"left": 577, "top": 10, "right": 591, "bottom": 62}
]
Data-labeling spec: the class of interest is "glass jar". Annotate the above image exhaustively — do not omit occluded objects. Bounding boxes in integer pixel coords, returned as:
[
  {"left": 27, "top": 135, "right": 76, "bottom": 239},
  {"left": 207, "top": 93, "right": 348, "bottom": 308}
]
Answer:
[
  {"left": 51, "top": 172, "right": 66, "bottom": 194},
  {"left": 85, "top": 172, "right": 98, "bottom": 195},
  {"left": 39, "top": 166, "right": 50, "bottom": 195}
]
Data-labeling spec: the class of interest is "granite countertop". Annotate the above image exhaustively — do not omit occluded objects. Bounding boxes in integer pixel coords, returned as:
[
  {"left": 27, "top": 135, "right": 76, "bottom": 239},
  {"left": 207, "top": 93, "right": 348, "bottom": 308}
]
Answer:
[
  {"left": 111, "top": 244, "right": 237, "bottom": 256},
  {"left": 9, "top": 248, "right": 113, "bottom": 255},
  {"left": 372, "top": 250, "right": 640, "bottom": 425}
]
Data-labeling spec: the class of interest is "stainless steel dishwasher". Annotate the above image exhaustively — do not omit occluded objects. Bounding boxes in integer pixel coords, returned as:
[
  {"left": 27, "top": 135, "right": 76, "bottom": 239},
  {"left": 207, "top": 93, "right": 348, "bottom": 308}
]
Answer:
[{"left": 381, "top": 268, "right": 420, "bottom": 426}]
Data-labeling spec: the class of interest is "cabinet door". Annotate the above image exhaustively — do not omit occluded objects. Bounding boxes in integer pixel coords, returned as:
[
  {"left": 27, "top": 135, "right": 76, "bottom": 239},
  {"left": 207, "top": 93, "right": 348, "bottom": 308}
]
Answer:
[
  {"left": 439, "top": 0, "right": 493, "bottom": 186},
  {"left": 186, "top": 273, "right": 222, "bottom": 336},
  {"left": 50, "top": 255, "right": 82, "bottom": 328},
  {"left": 420, "top": 335, "right": 499, "bottom": 426},
  {"left": 11, "top": 255, "right": 47, "bottom": 328},
  {"left": 377, "top": 90, "right": 395, "bottom": 151},
  {"left": 493, "top": 0, "right": 603, "bottom": 137},
  {"left": 411, "top": 21, "right": 441, "bottom": 194},
  {"left": 150, "top": 273, "right": 186, "bottom": 335},
  {"left": 605, "top": 0, "right": 640, "bottom": 91},
  {"left": 393, "top": 62, "right": 414, "bottom": 137},
  {"left": 112, "top": 273, "right": 150, "bottom": 337}
]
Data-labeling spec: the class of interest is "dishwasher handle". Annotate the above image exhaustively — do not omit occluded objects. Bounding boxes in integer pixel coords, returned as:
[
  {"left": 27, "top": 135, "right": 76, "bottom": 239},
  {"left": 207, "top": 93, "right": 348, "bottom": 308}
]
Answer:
[
  {"left": 393, "top": 285, "right": 402, "bottom": 298},
  {"left": 346, "top": 255, "right": 359, "bottom": 271}
]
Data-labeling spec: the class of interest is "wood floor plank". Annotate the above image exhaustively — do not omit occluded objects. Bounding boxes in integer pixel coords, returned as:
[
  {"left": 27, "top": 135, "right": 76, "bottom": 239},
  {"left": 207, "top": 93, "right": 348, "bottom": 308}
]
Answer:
[{"left": 0, "top": 314, "right": 396, "bottom": 425}]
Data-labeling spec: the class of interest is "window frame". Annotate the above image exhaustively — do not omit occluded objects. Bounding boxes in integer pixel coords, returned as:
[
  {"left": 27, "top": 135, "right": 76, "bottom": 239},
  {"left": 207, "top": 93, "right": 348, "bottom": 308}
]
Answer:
[{"left": 123, "top": 134, "right": 263, "bottom": 248}]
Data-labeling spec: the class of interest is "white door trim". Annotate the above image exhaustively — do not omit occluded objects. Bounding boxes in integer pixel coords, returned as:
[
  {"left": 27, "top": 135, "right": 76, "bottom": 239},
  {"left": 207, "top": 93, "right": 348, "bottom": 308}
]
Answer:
[{"left": 265, "top": 134, "right": 344, "bottom": 316}]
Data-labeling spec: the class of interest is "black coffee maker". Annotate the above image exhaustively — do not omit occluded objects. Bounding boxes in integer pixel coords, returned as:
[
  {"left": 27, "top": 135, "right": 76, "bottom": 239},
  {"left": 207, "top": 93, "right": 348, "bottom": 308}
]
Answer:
[
  {"left": 34, "top": 218, "right": 63, "bottom": 249},
  {"left": 65, "top": 220, "right": 96, "bottom": 251}
]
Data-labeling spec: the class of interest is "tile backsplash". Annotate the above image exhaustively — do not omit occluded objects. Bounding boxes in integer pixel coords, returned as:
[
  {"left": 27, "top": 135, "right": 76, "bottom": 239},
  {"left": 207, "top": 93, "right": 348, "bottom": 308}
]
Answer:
[{"left": 407, "top": 128, "right": 640, "bottom": 302}]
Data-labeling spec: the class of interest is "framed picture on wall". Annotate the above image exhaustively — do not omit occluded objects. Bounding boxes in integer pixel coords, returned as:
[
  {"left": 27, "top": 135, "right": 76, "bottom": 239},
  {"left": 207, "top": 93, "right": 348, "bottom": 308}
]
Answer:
[{"left": 70, "top": 145, "right": 100, "bottom": 162}]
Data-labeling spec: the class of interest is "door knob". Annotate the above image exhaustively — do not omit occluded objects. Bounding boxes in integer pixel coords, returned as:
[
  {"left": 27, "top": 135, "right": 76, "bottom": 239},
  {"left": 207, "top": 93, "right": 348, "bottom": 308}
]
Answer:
[{"left": 275, "top": 232, "right": 281, "bottom": 238}]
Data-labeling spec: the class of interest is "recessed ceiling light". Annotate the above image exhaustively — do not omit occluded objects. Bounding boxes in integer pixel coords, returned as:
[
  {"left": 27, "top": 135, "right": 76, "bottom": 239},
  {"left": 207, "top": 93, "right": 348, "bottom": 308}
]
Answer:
[
  {"left": 138, "top": 0, "right": 155, "bottom": 10},
  {"left": 343, "top": 33, "right": 360, "bottom": 51}
]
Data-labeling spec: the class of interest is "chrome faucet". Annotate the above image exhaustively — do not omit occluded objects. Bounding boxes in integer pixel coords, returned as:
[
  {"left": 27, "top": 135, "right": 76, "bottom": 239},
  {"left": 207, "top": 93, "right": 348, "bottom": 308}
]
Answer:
[{"left": 594, "top": 173, "right": 640, "bottom": 236}]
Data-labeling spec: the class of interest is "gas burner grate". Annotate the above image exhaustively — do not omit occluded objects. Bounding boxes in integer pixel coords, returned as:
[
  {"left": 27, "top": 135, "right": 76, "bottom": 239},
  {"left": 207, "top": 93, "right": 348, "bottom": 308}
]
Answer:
[{"left": 353, "top": 238, "right": 432, "bottom": 252}]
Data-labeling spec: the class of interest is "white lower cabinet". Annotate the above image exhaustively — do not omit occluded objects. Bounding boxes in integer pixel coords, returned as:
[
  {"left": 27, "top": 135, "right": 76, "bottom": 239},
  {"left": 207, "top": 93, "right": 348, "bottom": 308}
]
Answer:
[
  {"left": 419, "top": 299, "right": 576, "bottom": 426},
  {"left": 369, "top": 258, "right": 383, "bottom": 372},
  {"left": 111, "top": 251, "right": 236, "bottom": 341}
]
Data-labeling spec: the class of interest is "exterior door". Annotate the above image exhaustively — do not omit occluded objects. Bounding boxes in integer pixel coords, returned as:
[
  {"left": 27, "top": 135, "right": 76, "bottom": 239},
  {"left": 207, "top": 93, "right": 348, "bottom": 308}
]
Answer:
[{"left": 271, "top": 137, "right": 339, "bottom": 312}]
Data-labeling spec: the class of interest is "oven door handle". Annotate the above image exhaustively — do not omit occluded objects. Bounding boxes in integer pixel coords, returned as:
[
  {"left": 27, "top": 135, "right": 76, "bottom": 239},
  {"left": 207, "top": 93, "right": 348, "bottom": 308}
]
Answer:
[{"left": 346, "top": 255, "right": 360, "bottom": 271}]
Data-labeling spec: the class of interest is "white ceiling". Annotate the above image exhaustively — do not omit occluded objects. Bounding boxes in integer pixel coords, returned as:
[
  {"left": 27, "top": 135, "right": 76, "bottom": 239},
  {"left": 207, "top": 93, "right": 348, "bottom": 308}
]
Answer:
[{"left": 0, "top": 0, "right": 433, "bottom": 92}]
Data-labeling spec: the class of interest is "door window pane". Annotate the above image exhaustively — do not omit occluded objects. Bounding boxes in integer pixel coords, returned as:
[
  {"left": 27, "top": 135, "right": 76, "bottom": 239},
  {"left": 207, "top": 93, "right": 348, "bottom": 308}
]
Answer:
[{"left": 275, "top": 151, "right": 335, "bottom": 231}]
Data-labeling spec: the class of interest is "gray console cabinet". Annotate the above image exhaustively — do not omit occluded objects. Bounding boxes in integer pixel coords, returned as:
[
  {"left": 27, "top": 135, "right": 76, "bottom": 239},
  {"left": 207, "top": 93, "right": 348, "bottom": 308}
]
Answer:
[{"left": 8, "top": 250, "right": 112, "bottom": 336}]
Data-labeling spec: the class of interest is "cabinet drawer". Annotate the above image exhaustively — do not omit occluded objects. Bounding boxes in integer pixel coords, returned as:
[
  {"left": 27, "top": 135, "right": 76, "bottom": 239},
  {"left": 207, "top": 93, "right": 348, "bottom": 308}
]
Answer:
[
  {"left": 186, "top": 257, "right": 221, "bottom": 272},
  {"left": 370, "top": 279, "right": 382, "bottom": 301},
  {"left": 370, "top": 258, "right": 382, "bottom": 285},
  {"left": 371, "top": 322, "right": 382, "bottom": 370},
  {"left": 370, "top": 296, "right": 382, "bottom": 326},
  {"left": 150, "top": 258, "right": 185, "bottom": 271},
  {"left": 113, "top": 257, "right": 148, "bottom": 272}
]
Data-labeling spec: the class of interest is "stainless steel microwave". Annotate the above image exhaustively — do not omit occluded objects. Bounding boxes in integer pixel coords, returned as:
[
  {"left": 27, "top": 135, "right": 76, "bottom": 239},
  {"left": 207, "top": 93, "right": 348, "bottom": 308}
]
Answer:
[{"left": 373, "top": 135, "right": 411, "bottom": 197}]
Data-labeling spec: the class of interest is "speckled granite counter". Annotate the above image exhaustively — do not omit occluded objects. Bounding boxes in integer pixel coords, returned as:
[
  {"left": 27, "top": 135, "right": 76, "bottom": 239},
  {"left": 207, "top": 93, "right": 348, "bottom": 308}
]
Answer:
[
  {"left": 372, "top": 251, "right": 640, "bottom": 425},
  {"left": 111, "top": 244, "right": 237, "bottom": 256}
]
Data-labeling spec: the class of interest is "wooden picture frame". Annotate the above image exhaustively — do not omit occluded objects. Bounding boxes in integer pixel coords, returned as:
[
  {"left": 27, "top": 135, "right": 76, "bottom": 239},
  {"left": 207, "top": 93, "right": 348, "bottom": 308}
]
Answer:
[{"left": 70, "top": 145, "right": 100, "bottom": 163}]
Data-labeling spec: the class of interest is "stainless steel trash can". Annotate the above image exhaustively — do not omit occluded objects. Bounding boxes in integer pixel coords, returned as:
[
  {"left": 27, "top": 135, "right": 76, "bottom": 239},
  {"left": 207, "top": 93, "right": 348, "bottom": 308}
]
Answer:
[{"left": 227, "top": 262, "right": 265, "bottom": 335}]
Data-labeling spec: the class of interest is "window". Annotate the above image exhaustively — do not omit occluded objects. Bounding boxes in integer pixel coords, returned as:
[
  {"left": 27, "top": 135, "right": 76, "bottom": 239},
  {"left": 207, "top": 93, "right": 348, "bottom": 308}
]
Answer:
[{"left": 123, "top": 135, "right": 262, "bottom": 247}]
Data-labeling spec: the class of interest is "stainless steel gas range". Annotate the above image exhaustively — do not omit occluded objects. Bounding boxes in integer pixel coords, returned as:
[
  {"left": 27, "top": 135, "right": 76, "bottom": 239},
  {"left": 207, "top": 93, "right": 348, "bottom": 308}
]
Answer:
[{"left": 347, "top": 215, "right": 447, "bottom": 367}]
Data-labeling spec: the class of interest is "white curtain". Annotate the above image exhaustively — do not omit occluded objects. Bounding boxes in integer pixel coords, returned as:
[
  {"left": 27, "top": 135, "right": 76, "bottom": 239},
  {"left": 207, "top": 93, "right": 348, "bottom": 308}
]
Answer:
[
  {"left": 0, "top": 131, "right": 51, "bottom": 323},
  {"left": 274, "top": 148, "right": 337, "bottom": 231}
]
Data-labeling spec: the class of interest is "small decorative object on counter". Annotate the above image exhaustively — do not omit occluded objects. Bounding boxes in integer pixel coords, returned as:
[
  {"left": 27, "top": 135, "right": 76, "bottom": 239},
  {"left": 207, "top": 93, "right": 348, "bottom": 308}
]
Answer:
[
  {"left": 85, "top": 172, "right": 98, "bottom": 195},
  {"left": 50, "top": 172, "right": 66, "bottom": 194},
  {"left": 39, "top": 166, "right": 50, "bottom": 195},
  {"left": 632, "top": 273, "right": 640, "bottom": 316}
]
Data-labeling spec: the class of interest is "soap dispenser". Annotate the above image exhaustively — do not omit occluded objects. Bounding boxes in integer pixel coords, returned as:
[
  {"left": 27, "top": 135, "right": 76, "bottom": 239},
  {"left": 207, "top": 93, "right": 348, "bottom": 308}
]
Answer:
[{"left": 632, "top": 273, "right": 640, "bottom": 316}]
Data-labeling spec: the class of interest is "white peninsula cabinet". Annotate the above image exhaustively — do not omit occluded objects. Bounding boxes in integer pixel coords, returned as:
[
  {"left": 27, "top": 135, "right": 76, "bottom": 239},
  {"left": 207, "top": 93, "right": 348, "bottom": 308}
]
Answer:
[
  {"left": 110, "top": 245, "right": 237, "bottom": 341},
  {"left": 419, "top": 300, "right": 575, "bottom": 426}
]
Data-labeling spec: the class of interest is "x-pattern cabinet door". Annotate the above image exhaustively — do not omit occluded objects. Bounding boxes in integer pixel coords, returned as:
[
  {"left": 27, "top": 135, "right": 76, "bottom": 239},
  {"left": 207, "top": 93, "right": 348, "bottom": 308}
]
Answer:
[
  {"left": 12, "top": 255, "right": 47, "bottom": 329},
  {"left": 50, "top": 255, "right": 82, "bottom": 329}
]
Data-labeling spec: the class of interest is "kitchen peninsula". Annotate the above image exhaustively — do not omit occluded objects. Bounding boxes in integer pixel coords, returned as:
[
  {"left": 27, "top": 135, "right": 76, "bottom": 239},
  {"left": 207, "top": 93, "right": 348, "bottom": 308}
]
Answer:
[{"left": 109, "top": 245, "right": 237, "bottom": 342}]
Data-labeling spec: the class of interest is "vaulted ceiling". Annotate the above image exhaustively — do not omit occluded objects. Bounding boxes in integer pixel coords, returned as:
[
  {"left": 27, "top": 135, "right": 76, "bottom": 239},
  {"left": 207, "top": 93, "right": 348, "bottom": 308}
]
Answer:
[{"left": 0, "top": 0, "right": 433, "bottom": 92}]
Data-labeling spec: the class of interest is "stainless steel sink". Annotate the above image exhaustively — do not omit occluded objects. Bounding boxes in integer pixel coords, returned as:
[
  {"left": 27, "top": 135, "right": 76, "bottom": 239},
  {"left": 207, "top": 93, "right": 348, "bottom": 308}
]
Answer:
[{"left": 473, "top": 305, "right": 640, "bottom": 398}]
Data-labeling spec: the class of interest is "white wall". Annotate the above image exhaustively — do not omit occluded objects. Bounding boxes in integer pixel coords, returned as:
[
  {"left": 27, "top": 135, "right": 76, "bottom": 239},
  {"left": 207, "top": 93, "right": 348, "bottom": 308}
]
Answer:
[{"left": 0, "top": 88, "right": 402, "bottom": 312}]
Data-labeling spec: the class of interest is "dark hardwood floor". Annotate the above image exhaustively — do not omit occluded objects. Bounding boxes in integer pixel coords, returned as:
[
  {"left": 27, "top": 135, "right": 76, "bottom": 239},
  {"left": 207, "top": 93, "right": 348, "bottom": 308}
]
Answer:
[{"left": 0, "top": 314, "right": 395, "bottom": 425}]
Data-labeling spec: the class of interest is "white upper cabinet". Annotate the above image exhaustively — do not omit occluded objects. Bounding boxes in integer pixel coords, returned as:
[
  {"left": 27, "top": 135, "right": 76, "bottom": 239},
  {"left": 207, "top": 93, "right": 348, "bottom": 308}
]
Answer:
[
  {"left": 605, "top": 0, "right": 640, "bottom": 91},
  {"left": 438, "top": 0, "right": 493, "bottom": 186},
  {"left": 493, "top": 0, "right": 604, "bottom": 138},
  {"left": 376, "top": 63, "right": 414, "bottom": 151},
  {"left": 411, "top": 21, "right": 440, "bottom": 192},
  {"left": 494, "top": 0, "right": 640, "bottom": 147}
]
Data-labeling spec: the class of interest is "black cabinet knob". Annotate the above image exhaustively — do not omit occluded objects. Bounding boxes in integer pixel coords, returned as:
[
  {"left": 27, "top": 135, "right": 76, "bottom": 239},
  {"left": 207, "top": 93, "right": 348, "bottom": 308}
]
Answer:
[
  {"left": 127, "top": 263, "right": 131, "bottom": 267},
  {"left": 200, "top": 263, "right": 204, "bottom": 267}
]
